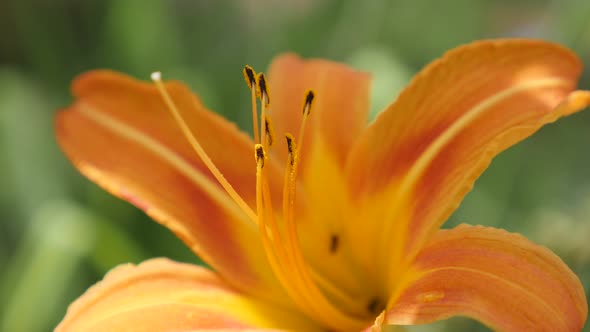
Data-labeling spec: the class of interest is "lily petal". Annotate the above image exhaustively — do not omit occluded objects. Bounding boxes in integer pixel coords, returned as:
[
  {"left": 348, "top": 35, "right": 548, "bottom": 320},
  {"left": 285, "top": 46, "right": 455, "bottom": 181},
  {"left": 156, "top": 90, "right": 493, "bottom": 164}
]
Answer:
[
  {"left": 56, "top": 258, "right": 321, "bottom": 332},
  {"left": 55, "top": 71, "right": 286, "bottom": 302},
  {"left": 267, "top": 54, "right": 373, "bottom": 296},
  {"left": 267, "top": 53, "right": 371, "bottom": 170},
  {"left": 386, "top": 225, "right": 587, "bottom": 332},
  {"left": 345, "top": 39, "right": 590, "bottom": 277}
]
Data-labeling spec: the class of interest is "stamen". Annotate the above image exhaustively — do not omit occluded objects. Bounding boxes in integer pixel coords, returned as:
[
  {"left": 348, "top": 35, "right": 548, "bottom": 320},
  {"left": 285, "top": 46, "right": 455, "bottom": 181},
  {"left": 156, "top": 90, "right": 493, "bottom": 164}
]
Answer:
[
  {"left": 297, "top": 89, "right": 314, "bottom": 150},
  {"left": 256, "top": 146, "right": 330, "bottom": 328},
  {"left": 243, "top": 65, "right": 260, "bottom": 144},
  {"left": 242, "top": 65, "right": 257, "bottom": 90},
  {"left": 303, "top": 89, "right": 315, "bottom": 116},
  {"left": 257, "top": 72, "right": 270, "bottom": 106},
  {"left": 264, "top": 115, "right": 275, "bottom": 147},
  {"left": 282, "top": 133, "right": 298, "bottom": 252},
  {"left": 257, "top": 73, "right": 270, "bottom": 150},
  {"left": 254, "top": 143, "right": 266, "bottom": 168},
  {"left": 251, "top": 81, "right": 366, "bottom": 329},
  {"left": 285, "top": 133, "right": 296, "bottom": 166},
  {"left": 150, "top": 71, "right": 257, "bottom": 223}
]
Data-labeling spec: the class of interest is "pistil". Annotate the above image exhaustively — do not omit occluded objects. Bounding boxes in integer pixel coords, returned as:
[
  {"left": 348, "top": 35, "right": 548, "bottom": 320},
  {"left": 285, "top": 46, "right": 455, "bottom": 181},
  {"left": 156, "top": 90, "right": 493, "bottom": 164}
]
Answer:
[{"left": 150, "top": 72, "right": 257, "bottom": 223}]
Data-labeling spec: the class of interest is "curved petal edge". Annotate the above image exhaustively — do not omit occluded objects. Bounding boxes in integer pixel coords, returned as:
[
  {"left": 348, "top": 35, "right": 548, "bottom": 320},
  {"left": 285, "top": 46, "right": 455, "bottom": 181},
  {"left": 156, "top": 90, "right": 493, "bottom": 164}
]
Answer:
[
  {"left": 386, "top": 224, "right": 587, "bottom": 332},
  {"left": 56, "top": 258, "right": 322, "bottom": 332}
]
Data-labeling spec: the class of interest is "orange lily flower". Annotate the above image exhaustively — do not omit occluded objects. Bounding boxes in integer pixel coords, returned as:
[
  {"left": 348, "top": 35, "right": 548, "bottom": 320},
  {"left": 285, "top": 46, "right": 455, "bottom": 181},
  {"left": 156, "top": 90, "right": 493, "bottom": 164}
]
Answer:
[{"left": 55, "top": 39, "right": 589, "bottom": 332}]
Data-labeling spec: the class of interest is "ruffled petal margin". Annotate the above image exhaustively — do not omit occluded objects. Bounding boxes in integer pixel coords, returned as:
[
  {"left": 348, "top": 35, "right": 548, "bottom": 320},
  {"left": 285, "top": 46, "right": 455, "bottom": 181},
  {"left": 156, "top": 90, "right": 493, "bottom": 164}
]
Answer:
[
  {"left": 56, "top": 259, "right": 321, "bottom": 332},
  {"left": 386, "top": 225, "right": 587, "bottom": 332}
]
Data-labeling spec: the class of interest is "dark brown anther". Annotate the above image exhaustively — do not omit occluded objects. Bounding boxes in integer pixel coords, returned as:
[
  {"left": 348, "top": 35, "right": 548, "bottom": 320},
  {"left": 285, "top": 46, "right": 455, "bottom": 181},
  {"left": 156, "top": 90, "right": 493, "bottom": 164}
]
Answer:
[
  {"left": 243, "top": 65, "right": 256, "bottom": 90},
  {"left": 303, "top": 90, "right": 315, "bottom": 115},
  {"left": 264, "top": 116, "right": 274, "bottom": 147},
  {"left": 255, "top": 144, "right": 266, "bottom": 168},
  {"left": 257, "top": 73, "right": 270, "bottom": 105},
  {"left": 285, "top": 134, "right": 296, "bottom": 166}
]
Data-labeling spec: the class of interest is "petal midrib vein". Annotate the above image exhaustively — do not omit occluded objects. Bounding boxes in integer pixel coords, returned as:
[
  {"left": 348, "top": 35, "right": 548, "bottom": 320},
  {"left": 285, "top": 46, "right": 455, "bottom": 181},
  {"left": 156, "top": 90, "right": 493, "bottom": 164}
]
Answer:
[{"left": 77, "top": 102, "right": 255, "bottom": 230}]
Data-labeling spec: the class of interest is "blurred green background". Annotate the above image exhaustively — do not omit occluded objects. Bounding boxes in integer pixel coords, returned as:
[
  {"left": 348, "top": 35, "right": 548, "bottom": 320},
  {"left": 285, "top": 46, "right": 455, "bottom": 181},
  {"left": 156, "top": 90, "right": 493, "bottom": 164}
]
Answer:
[{"left": 0, "top": 0, "right": 589, "bottom": 331}]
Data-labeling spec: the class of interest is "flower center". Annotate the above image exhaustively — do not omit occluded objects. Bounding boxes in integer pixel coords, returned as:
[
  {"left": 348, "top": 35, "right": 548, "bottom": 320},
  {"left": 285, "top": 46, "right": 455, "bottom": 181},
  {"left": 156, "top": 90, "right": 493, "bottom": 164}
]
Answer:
[{"left": 151, "top": 69, "right": 370, "bottom": 330}]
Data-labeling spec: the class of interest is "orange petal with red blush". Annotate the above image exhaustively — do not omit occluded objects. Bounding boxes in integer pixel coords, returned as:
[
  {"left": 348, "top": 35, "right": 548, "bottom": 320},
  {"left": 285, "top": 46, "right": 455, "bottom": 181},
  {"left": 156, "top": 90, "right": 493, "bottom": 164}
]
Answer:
[
  {"left": 386, "top": 225, "right": 587, "bottom": 332},
  {"left": 55, "top": 71, "right": 287, "bottom": 303},
  {"left": 266, "top": 54, "right": 373, "bottom": 294},
  {"left": 345, "top": 39, "right": 590, "bottom": 275},
  {"left": 267, "top": 53, "right": 371, "bottom": 170},
  {"left": 56, "top": 258, "right": 321, "bottom": 332}
]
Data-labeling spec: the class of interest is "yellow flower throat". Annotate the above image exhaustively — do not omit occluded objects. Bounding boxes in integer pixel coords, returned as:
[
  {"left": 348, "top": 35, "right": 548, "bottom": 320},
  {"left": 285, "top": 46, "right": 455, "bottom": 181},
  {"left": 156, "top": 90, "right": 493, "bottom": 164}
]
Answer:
[{"left": 151, "top": 68, "right": 374, "bottom": 330}]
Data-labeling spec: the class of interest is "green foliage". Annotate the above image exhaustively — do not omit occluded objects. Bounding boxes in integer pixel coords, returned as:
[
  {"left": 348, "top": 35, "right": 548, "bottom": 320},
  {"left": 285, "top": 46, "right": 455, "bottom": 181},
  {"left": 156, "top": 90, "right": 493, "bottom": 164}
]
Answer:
[{"left": 0, "top": 0, "right": 588, "bottom": 331}]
